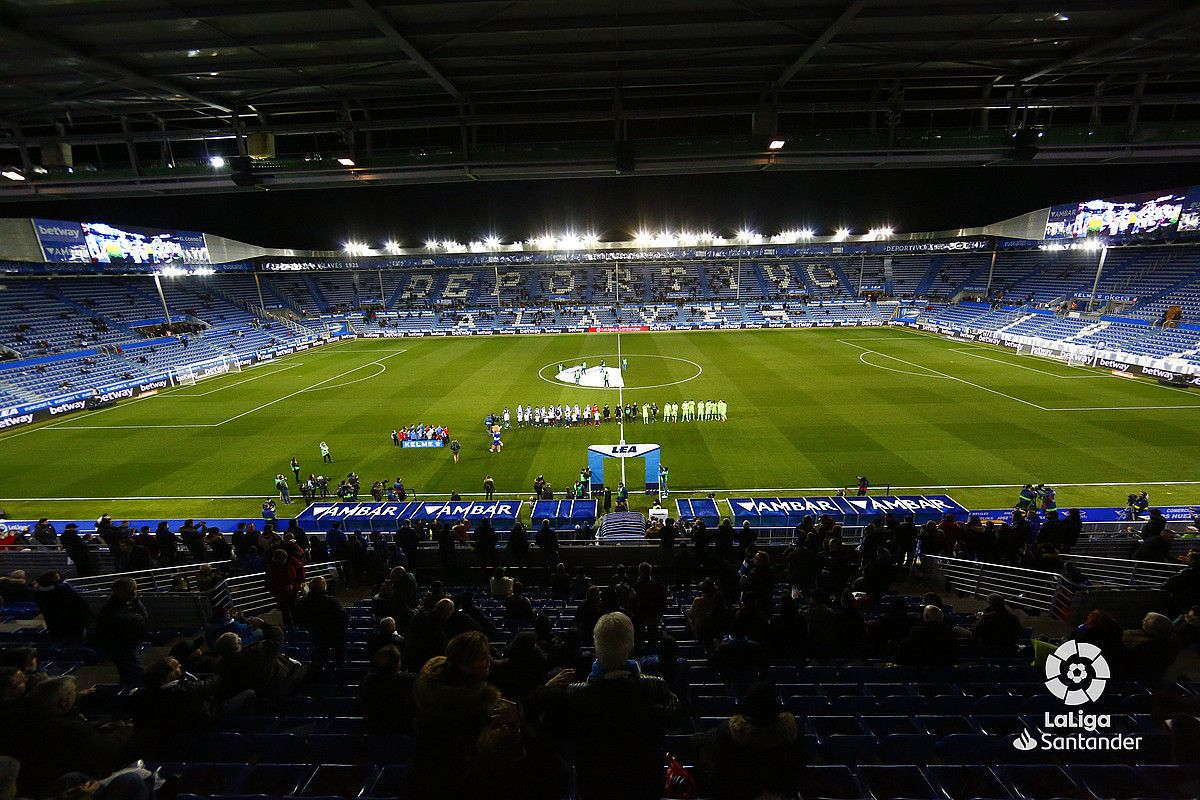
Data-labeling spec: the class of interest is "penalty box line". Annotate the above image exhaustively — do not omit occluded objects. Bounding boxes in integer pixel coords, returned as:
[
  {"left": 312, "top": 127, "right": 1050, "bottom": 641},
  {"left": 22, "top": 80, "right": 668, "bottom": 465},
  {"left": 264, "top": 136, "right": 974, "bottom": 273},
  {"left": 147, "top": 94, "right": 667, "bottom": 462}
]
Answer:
[
  {"left": 39, "top": 349, "right": 408, "bottom": 432},
  {"left": 841, "top": 338, "right": 1200, "bottom": 412}
]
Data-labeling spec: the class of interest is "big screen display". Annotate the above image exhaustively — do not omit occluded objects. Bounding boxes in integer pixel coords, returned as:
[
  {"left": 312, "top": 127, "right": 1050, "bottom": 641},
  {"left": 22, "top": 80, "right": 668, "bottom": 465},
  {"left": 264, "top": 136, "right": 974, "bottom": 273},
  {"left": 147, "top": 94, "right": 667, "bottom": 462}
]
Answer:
[
  {"left": 1044, "top": 189, "right": 1186, "bottom": 239},
  {"left": 33, "top": 218, "right": 210, "bottom": 264}
]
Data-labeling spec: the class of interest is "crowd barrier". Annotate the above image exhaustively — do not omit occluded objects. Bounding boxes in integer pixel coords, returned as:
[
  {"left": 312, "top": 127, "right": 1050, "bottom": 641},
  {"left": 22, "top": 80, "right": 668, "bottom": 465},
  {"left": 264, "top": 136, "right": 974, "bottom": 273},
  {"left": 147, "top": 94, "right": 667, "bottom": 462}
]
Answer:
[{"left": 922, "top": 555, "right": 1074, "bottom": 617}]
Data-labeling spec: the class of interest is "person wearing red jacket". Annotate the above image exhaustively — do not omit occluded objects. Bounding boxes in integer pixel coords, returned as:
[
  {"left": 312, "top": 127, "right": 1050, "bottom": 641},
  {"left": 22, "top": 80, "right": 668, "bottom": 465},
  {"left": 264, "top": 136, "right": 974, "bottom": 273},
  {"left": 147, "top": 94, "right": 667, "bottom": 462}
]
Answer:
[{"left": 265, "top": 547, "right": 306, "bottom": 630}]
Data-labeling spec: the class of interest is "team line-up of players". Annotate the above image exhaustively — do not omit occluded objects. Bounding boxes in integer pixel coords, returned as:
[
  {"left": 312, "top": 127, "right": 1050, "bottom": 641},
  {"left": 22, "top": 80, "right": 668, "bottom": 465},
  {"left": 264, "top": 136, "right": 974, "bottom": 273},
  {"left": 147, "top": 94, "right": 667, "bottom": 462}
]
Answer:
[{"left": 495, "top": 399, "right": 729, "bottom": 426}]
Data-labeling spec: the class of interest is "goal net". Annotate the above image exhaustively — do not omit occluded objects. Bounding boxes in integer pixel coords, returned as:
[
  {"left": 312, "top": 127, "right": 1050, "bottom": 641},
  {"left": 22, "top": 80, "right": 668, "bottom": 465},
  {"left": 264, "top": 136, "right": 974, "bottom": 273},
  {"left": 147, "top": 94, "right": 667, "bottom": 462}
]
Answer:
[{"left": 174, "top": 353, "right": 242, "bottom": 386}]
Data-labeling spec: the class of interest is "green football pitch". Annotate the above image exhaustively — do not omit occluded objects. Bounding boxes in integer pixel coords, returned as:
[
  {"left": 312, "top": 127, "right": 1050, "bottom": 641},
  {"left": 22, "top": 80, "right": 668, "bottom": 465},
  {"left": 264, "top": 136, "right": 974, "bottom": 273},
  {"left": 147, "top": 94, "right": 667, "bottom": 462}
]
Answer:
[{"left": 2, "top": 327, "right": 1200, "bottom": 521}]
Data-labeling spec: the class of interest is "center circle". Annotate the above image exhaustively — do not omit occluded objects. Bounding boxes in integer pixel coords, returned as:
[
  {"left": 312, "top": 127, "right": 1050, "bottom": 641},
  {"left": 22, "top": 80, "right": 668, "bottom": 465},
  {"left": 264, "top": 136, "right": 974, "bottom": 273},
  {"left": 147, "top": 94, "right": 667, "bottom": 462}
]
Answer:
[{"left": 537, "top": 353, "right": 703, "bottom": 391}]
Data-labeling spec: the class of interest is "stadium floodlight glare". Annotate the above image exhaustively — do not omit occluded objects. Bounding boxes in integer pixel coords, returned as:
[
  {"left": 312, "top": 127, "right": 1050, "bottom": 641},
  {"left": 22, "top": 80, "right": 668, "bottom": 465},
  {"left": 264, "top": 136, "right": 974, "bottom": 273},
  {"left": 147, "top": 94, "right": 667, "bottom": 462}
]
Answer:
[
  {"left": 767, "top": 139, "right": 786, "bottom": 150},
  {"left": 1, "top": 170, "right": 25, "bottom": 181},
  {"left": 583, "top": 232, "right": 600, "bottom": 246},
  {"left": 337, "top": 157, "right": 356, "bottom": 167},
  {"left": 799, "top": 229, "right": 815, "bottom": 239},
  {"left": 834, "top": 228, "right": 850, "bottom": 240},
  {"left": 633, "top": 230, "right": 653, "bottom": 247},
  {"left": 208, "top": 155, "right": 225, "bottom": 168},
  {"left": 1082, "top": 238, "right": 1105, "bottom": 251},
  {"left": 424, "top": 240, "right": 438, "bottom": 250},
  {"left": 736, "top": 228, "right": 756, "bottom": 242},
  {"left": 485, "top": 236, "right": 502, "bottom": 248}
]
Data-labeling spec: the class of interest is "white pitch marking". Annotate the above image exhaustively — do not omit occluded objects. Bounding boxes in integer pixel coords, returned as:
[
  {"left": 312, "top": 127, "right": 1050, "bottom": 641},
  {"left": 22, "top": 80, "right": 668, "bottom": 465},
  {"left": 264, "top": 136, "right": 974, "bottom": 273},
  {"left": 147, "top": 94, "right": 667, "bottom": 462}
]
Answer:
[
  {"left": 951, "top": 348, "right": 1105, "bottom": 379},
  {"left": 5, "top": 479, "right": 1200, "bottom": 503},
  {"left": 858, "top": 351, "right": 951, "bottom": 379},
  {"left": 164, "top": 362, "right": 302, "bottom": 396}
]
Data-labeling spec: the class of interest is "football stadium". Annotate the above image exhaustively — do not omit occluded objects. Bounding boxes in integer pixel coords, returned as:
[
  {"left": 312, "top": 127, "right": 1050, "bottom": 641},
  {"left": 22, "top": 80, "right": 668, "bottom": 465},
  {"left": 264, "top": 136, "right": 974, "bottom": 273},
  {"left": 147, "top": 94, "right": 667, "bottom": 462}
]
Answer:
[{"left": 3, "top": 3, "right": 1200, "bottom": 800}]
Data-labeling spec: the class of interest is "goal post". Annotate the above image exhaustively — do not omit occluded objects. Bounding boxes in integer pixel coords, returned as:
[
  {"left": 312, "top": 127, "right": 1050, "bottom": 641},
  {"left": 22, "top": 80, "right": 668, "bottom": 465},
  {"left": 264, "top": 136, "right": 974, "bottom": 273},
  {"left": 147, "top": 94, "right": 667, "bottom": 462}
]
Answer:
[{"left": 174, "top": 353, "right": 242, "bottom": 386}]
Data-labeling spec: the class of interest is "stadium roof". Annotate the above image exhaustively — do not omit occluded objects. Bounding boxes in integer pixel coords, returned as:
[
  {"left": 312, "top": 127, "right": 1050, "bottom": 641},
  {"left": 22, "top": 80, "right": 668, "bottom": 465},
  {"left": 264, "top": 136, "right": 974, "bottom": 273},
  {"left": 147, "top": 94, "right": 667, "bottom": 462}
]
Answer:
[{"left": 1, "top": 0, "right": 1199, "bottom": 199}]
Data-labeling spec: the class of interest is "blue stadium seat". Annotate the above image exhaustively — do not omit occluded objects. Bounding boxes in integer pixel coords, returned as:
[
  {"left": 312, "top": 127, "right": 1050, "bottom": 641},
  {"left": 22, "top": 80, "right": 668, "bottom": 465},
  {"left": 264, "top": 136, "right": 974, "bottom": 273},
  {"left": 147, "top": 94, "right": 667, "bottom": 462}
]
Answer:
[
  {"left": 811, "top": 717, "right": 869, "bottom": 738},
  {"left": 934, "top": 734, "right": 1000, "bottom": 764},
  {"left": 359, "top": 766, "right": 406, "bottom": 800},
  {"left": 858, "top": 765, "right": 938, "bottom": 800},
  {"left": 926, "top": 765, "right": 1015, "bottom": 800},
  {"left": 298, "top": 764, "right": 374, "bottom": 798},
  {"left": 861, "top": 716, "right": 923, "bottom": 737},
  {"left": 306, "top": 734, "right": 361, "bottom": 764},
  {"left": 830, "top": 696, "right": 881, "bottom": 716},
  {"left": 786, "top": 696, "right": 832, "bottom": 716},
  {"left": 238, "top": 765, "right": 314, "bottom": 797},
  {"left": 996, "top": 765, "right": 1092, "bottom": 800},
  {"left": 916, "top": 716, "right": 975, "bottom": 737},
  {"left": 819, "top": 735, "right": 879, "bottom": 766},
  {"left": 797, "top": 765, "right": 867, "bottom": 800},
  {"left": 877, "top": 734, "right": 938, "bottom": 764},
  {"left": 250, "top": 733, "right": 311, "bottom": 764}
]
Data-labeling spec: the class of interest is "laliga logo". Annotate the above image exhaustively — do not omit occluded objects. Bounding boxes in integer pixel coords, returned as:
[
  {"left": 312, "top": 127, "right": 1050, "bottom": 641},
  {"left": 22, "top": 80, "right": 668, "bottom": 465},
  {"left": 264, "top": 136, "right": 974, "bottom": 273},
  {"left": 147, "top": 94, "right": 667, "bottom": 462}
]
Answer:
[
  {"left": 1044, "top": 640, "right": 1109, "bottom": 706},
  {"left": 1010, "top": 640, "right": 1138, "bottom": 753}
]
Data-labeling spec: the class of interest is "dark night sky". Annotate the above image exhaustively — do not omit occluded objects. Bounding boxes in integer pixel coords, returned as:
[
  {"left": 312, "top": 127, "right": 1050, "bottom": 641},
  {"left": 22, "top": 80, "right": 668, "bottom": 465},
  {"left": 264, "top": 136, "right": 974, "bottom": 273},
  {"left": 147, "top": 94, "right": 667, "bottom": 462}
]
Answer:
[{"left": 6, "top": 162, "right": 1200, "bottom": 250}]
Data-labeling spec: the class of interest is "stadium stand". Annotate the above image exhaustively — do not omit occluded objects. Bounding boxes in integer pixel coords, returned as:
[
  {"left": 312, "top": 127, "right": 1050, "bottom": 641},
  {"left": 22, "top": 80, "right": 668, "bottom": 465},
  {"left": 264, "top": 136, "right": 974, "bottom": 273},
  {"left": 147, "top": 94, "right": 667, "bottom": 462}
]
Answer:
[{"left": 6, "top": 243, "right": 1200, "bottom": 406}]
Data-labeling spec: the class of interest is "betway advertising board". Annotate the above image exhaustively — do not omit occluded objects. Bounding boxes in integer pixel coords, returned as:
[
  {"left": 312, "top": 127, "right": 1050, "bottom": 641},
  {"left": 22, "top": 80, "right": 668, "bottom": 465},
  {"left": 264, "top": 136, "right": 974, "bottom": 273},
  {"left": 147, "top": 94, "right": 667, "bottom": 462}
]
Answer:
[
  {"left": 726, "top": 495, "right": 968, "bottom": 525},
  {"left": 296, "top": 500, "right": 523, "bottom": 531}
]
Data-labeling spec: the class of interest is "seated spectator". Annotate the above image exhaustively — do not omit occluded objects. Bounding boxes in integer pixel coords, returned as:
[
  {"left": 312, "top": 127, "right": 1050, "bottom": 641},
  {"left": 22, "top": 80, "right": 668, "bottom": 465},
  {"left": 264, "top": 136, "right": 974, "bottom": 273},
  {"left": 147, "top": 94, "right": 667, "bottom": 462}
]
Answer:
[
  {"left": 709, "top": 620, "right": 768, "bottom": 687},
  {"left": 896, "top": 605, "right": 958, "bottom": 667},
  {"left": 574, "top": 585, "right": 603, "bottom": 639},
  {"left": 0, "top": 571, "right": 32, "bottom": 603},
  {"left": 32, "top": 572, "right": 92, "bottom": 641},
  {"left": 971, "top": 594, "right": 1024, "bottom": 652},
  {"left": 210, "top": 619, "right": 307, "bottom": 697},
  {"left": 1123, "top": 612, "right": 1182, "bottom": 682},
  {"left": 638, "top": 633, "right": 691, "bottom": 705},
  {"left": 802, "top": 590, "right": 837, "bottom": 649},
  {"left": 447, "top": 592, "right": 497, "bottom": 640},
  {"left": 686, "top": 579, "right": 730, "bottom": 646},
  {"left": 630, "top": 562, "right": 667, "bottom": 639},
  {"left": 1134, "top": 530, "right": 1176, "bottom": 563},
  {"left": 409, "top": 631, "right": 504, "bottom": 798},
  {"left": 832, "top": 591, "right": 867, "bottom": 657},
  {"left": 504, "top": 582, "right": 536, "bottom": 626},
  {"left": 358, "top": 644, "right": 416, "bottom": 735},
  {"left": 1072, "top": 608, "right": 1125, "bottom": 667},
  {"left": 406, "top": 597, "right": 454, "bottom": 672},
  {"left": 490, "top": 631, "right": 550, "bottom": 701},
  {"left": 1174, "top": 606, "right": 1200, "bottom": 649},
  {"left": 364, "top": 616, "right": 405, "bottom": 661},
  {"left": 693, "top": 681, "right": 806, "bottom": 800},
  {"left": 868, "top": 597, "right": 916, "bottom": 652},
  {"left": 489, "top": 567, "right": 514, "bottom": 599},
  {"left": 132, "top": 656, "right": 255, "bottom": 749},
  {"left": 549, "top": 563, "right": 571, "bottom": 598},
  {"left": 9, "top": 677, "right": 137, "bottom": 797},
  {"left": 542, "top": 612, "right": 680, "bottom": 800},
  {"left": 295, "top": 576, "right": 348, "bottom": 673},
  {"left": 1164, "top": 551, "right": 1200, "bottom": 614}
]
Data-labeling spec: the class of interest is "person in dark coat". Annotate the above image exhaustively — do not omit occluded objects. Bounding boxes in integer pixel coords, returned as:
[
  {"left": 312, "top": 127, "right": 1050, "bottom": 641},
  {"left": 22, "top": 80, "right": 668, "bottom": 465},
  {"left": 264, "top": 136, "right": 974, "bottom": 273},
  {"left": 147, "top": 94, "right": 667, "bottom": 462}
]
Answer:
[
  {"left": 693, "top": 681, "right": 806, "bottom": 800},
  {"left": 1134, "top": 530, "right": 1175, "bottom": 563},
  {"left": 32, "top": 572, "right": 93, "bottom": 640},
  {"left": 971, "top": 594, "right": 1024, "bottom": 652},
  {"left": 295, "top": 576, "right": 348, "bottom": 672},
  {"left": 180, "top": 519, "right": 207, "bottom": 561},
  {"left": 265, "top": 547, "right": 306, "bottom": 630},
  {"left": 358, "top": 644, "right": 416, "bottom": 735},
  {"left": 154, "top": 521, "right": 178, "bottom": 566},
  {"left": 1164, "top": 551, "right": 1200, "bottom": 615},
  {"left": 132, "top": 656, "right": 255, "bottom": 752},
  {"left": 59, "top": 524, "right": 95, "bottom": 577},
  {"left": 474, "top": 519, "right": 499, "bottom": 571},
  {"left": 209, "top": 619, "right": 307, "bottom": 698},
  {"left": 406, "top": 597, "right": 454, "bottom": 672},
  {"left": 896, "top": 605, "right": 959, "bottom": 667},
  {"left": 94, "top": 577, "right": 148, "bottom": 685},
  {"left": 535, "top": 520, "right": 559, "bottom": 567}
]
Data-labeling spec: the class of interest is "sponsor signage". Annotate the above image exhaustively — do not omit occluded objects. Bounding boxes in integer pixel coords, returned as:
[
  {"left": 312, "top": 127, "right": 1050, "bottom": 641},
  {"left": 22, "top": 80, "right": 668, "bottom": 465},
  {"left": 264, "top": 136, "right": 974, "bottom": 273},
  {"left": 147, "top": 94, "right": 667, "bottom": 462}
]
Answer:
[
  {"left": 1044, "top": 188, "right": 1188, "bottom": 240},
  {"left": 296, "top": 500, "right": 523, "bottom": 531},
  {"left": 726, "top": 495, "right": 968, "bottom": 525},
  {"left": 34, "top": 218, "right": 209, "bottom": 264},
  {"left": 401, "top": 439, "right": 444, "bottom": 449},
  {"left": 589, "top": 325, "right": 649, "bottom": 333},
  {"left": 588, "top": 443, "right": 661, "bottom": 459}
]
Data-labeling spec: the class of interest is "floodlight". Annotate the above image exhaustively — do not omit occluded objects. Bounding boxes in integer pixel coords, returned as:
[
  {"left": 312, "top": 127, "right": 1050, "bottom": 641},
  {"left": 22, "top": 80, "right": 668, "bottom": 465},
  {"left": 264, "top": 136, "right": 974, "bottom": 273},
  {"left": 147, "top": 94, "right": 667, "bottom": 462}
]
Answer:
[
  {"left": 337, "top": 157, "right": 356, "bottom": 167},
  {"left": 768, "top": 140, "right": 786, "bottom": 150},
  {"left": 1, "top": 170, "right": 25, "bottom": 181},
  {"left": 208, "top": 156, "right": 225, "bottom": 168}
]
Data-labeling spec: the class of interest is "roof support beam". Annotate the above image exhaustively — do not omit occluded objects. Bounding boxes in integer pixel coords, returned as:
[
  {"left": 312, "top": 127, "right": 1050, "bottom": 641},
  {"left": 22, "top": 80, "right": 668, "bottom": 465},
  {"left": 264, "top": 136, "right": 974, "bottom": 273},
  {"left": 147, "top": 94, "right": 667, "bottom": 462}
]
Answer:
[
  {"left": 1022, "top": 1, "right": 1200, "bottom": 83},
  {"left": 774, "top": 0, "right": 865, "bottom": 89},
  {"left": 0, "top": 12, "right": 234, "bottom": 115},
  {"left": 345, "top": 0, "right": 465, "bottom": 103}
]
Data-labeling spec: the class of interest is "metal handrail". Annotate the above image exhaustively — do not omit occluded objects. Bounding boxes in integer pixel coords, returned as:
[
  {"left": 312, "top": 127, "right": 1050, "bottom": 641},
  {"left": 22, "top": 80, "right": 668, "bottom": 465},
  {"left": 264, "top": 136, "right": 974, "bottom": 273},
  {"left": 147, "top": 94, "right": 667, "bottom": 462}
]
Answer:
[
  {"left": 1060, "top": 552, "right": 1186, "bottom": 587},
  {"left": 923, "top": 554, "right": 1070, "bottom": 616},
  {"left": 67, "top": 560, "right": 235, "bottom": 594}
]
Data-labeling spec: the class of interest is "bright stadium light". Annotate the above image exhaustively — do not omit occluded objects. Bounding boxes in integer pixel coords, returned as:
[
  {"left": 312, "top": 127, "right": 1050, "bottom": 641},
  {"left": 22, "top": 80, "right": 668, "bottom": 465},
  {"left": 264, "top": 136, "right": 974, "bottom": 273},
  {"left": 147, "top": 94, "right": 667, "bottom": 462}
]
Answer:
[
  {"left": 678, "top": 231, "right": 698, "bottom": 246},
  {"left": 337, "top": 157, "right": 356, "bottom": 167},
  {"left": 768, "top": 139, "right": 786, "bottom": 150},
  {"left": 424, "top": 240, "right": 438, "bottom": 250},
  {"left": 834, "top": 228, "right": 850, "bottom": 241},
  {"left": 383, "top": 240, "right": 400, "bottom": 252},
  {"left": 485, "top": 236, "right": 502, "bottom": 249},
  {"left": 879, "top": 226, "right": 894, "bottom": 237},
  {"left": 736, "top": 228, "right": 756, "bottom": 242},
  {"left": 208, "top": 155, "right": 225, "bottom": 168},
  {"left": 799, "top": 229, "right": 815, "bottom": 239},
  {"left": 1, "top": 170, "right": 25, "bottom": 181},
  {"left": 583, "top": 232, "right": 600, "bottom": 246},
  {"left": 1082, "top": 238, "right": 1104, "bottom": 251},
  {"left": 633, "top": 230, "right": 653, "bottom": 247}
]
